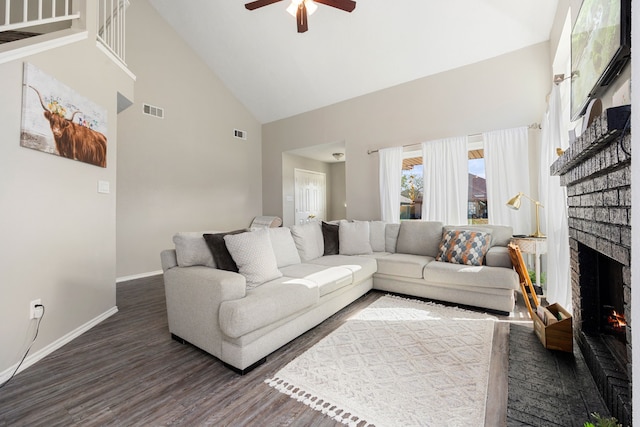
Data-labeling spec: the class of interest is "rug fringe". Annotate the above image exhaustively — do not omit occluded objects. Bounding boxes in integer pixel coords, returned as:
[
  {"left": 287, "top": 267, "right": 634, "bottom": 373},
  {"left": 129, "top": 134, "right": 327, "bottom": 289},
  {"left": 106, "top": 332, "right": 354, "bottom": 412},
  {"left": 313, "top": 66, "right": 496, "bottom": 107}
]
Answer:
[{"left": 265, "top": 377, "right": 373, "bottom": 427}]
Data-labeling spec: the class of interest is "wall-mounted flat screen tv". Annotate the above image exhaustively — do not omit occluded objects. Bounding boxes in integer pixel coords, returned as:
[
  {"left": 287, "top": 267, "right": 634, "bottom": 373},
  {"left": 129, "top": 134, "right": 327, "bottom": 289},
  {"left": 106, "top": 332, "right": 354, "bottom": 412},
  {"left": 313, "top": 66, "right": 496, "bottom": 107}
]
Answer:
[{"left": 571, "top": 0, "right": 631, "bottom": 121}]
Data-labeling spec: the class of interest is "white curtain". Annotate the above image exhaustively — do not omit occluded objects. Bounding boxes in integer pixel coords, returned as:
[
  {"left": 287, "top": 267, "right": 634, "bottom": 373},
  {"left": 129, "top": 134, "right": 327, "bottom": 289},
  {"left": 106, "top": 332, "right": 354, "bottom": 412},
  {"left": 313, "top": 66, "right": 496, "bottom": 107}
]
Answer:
[
  {"left": 378, "top": 146, "right": 403, "bottom": 223},
  {"left": 484, "top": 127, "right": 532, "bottom": 235},
  {"left": 421, "top": 136, "right": 469, "bottom": 225},
  {"left": 540, "top": 85, "right": 572, "bottom": 311}
]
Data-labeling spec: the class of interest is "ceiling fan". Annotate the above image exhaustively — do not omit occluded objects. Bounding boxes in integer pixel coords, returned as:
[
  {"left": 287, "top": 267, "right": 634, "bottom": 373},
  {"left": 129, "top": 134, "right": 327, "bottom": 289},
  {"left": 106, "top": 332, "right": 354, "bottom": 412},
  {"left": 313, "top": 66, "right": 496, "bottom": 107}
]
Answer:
[{"left": 245, "top": 0, "right": 356, "bottom": 33}]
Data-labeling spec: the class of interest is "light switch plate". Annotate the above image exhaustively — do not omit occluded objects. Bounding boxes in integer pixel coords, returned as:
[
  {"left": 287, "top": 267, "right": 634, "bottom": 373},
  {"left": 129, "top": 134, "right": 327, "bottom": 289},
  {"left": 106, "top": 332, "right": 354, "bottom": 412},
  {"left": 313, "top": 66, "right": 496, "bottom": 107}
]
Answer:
[{"left": 98, "top": 180, "right": 110, "bottom": 194}]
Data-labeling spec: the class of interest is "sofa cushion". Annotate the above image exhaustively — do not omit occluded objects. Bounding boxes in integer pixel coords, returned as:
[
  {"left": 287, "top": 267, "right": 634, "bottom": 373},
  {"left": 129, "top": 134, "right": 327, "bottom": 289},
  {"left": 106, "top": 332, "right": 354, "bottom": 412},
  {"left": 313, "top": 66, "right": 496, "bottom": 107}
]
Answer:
[
  {"left": 424, "top": 261, "right": 519, "bottom": 290},
  {"left": 375, "top": 253, "right": 434, "bottom": 279},
  {"left": 224, "top": 229, "right": 283, "bottom": 289},
  {"left": 268, "top": 227, "right": 301, "bottom": 268},
  {"left": 485, "top": 246, "right": 513, "bottom": 268},
  {"left": 369, "top": 221, "right": 387, "bottom": 252},
  {"left": 173, "top": 231, "right": 220, "bottom": 268},
  {"left": 385, "top": 223, "right": 400, "bottom": 253},
  {"left": 321, "top": 221, "right": 340, "bottom": 255},
  {"left": 309, "top": 254, "right": 378, "bottom": 284},
  {"left": 396, "top": 221, "right": 443, "bottom": 257},
  {"left": 279, "top": 263, "right": 353, "bottom": 296},
  {"left": 290, "top": 222, "right": 324, "bottom": 261},
  {"left": 203, "top": 230, "right": 246, "bottom": 272},
  {"left": 436, "top": 229, "right": 492, "bottom": 266},
  {"left": 339, "top": 220, "right": 372, "bottom": 255},
  {"left": 218, "top": 277, "right": 319, "bottom": 338}
]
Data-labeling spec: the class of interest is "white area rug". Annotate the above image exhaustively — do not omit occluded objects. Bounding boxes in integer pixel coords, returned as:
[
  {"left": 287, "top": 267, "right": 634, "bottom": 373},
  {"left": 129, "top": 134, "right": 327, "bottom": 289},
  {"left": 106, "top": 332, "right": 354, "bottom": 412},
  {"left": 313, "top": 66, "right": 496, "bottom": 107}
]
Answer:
[{"left": 266, "top": 295, "right": 496, "bottom": 426}]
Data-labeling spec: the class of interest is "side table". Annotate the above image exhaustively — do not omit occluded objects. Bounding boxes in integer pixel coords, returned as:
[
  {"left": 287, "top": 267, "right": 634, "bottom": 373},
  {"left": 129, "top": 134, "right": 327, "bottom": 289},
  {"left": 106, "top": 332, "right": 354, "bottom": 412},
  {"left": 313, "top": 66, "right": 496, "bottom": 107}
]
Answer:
[{"left": 510, "top": 236, "right": 548, "bottom": 292}]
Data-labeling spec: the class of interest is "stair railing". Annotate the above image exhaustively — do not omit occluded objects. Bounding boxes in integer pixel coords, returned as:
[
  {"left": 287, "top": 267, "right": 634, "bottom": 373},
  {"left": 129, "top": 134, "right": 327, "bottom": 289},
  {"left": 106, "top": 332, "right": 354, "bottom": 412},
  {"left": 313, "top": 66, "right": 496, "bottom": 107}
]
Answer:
[
  {"left": 96, "top": 0, "right": 128, "bottom": 66},
  {"left": 1, "top": 0, "right": 80, "bottom": 32}
]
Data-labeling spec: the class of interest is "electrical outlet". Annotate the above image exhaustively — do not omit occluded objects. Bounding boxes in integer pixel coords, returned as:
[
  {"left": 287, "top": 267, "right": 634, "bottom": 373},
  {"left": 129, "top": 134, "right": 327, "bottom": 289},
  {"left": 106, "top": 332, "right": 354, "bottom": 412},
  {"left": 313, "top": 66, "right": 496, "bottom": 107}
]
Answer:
[{"left": 30, "top": 299, "right": 42, "bottom": 319}]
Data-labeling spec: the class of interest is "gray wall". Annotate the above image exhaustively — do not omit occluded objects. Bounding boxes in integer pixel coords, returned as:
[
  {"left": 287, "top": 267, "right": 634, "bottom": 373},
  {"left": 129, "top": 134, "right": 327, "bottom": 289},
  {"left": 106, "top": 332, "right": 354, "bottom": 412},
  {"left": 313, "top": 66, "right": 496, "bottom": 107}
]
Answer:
[
  {"left": 0, "top": 3, "right": 133, "bottom": 374},
  {"left": 115, "top": 1, "right": 263, "bottom": 278},
  {"left": 329, "top": 162, "right": 346, "bottom": 221},
  {"left": 263, "top": 42, "right": 552, "bottom": 222}
]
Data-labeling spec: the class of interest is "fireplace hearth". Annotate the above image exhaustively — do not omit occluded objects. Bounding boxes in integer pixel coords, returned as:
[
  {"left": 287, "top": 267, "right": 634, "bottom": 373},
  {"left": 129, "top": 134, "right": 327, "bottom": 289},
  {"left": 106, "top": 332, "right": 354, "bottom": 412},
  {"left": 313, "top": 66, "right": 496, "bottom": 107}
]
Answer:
[{"left": 551, "top": 111, "right": 631, "bottom": 426}]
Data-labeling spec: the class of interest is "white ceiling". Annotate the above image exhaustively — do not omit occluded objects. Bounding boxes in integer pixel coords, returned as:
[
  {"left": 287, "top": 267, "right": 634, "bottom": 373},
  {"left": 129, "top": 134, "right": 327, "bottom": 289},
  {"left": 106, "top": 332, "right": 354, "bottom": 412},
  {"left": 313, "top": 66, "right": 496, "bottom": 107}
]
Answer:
[{"left": 149, "top": 0, "right": 559, "bottom": 124}]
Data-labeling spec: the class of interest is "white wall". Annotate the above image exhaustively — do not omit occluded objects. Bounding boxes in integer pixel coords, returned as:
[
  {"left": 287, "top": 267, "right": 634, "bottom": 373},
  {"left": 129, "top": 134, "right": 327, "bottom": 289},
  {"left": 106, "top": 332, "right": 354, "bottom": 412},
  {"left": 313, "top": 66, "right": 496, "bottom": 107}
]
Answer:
[
  {"left": 115, "top": 0, "right": 263, "bottom": 278},
  {"left": 263, "top": 42, "right": 551, "bottom": 221},
  {"left": 0, "top": 3, "right": 133, "bottom": 375}
]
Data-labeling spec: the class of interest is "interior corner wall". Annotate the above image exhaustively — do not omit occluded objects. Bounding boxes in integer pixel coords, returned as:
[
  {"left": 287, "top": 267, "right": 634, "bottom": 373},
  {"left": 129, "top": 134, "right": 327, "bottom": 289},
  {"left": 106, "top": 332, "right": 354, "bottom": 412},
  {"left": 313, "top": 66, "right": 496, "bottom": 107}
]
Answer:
[
  {"left": 329, "top": 162, "right": 347, "bottom": 221},
  {"left": 115, "top": 0, "right": 263, "bottom": 278},
  {"left": 262, "top": 42, "right": 551, "bottom": 221},
  {"left": 0, "top": 35, "right": 131, "bottom": 372}
]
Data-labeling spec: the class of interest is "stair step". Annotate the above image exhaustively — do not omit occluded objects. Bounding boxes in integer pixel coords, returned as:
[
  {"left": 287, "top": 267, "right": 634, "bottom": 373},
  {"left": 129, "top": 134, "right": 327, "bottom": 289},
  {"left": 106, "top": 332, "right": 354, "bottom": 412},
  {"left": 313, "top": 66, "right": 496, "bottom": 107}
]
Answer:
[{"left": 0, "top": 30, "right": 40, "bottom": 44}]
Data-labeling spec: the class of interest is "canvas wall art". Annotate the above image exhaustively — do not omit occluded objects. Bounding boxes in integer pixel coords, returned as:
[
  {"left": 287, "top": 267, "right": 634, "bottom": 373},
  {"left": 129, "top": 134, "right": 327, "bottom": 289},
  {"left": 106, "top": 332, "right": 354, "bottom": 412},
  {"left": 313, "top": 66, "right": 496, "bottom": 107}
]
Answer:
[{"left": 21, "top": 63, "right": 108, "bottom": 168}]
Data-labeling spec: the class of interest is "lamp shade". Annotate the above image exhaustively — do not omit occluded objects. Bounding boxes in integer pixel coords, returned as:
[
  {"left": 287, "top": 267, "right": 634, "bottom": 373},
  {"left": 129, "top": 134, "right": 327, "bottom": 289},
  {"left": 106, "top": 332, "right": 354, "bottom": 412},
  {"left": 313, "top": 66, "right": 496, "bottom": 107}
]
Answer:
[{"left": 506, "top": 193, "right": 523, "bottom": 210}]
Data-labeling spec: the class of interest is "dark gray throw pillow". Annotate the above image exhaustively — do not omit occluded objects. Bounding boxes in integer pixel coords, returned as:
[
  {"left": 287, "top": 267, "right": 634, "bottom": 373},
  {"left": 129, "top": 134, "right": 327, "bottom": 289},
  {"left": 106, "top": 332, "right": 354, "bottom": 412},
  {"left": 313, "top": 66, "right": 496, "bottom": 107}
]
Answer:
[
  {"left": 203, "top": 230, "right": 245, "bottom": 272},
  {"left": 322, "top": 221, "right": 339, "bottom": 255}
]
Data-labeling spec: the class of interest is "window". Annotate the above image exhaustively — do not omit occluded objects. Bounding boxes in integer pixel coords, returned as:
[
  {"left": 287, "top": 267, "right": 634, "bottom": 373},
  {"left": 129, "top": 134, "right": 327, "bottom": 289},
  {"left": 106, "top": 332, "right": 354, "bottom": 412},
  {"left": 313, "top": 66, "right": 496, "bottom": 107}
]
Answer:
[
  {"left": 401, "top": 151, "right": 423, "bottom": 219},
  {"left": 468, "top": 138, "right": 488, "bottom": 224},
  {"left": 400, "top": 140, "right": 489, "bottom": 223}
]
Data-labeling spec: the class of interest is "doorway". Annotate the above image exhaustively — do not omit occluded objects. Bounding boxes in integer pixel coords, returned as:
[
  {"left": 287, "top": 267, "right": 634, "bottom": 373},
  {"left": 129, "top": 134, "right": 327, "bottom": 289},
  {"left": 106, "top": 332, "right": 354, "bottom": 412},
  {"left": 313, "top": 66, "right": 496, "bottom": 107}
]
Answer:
[{"left": 294, "top": 169, "right": 326, "bottom": 225}]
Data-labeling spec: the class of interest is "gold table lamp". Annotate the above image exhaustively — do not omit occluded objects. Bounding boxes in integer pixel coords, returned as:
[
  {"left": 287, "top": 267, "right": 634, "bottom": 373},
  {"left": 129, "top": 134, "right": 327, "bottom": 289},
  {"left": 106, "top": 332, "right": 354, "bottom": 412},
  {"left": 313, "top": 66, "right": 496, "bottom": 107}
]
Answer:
[{"left": 506, "top": 192, "right": 545, "bottom": 238}]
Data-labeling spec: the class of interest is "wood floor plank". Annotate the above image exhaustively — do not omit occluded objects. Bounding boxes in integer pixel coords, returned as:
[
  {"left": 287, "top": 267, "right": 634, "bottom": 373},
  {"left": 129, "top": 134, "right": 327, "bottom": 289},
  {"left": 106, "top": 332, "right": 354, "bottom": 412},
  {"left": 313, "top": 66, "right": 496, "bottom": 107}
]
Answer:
[{"left": 0, "top": 274, "right": 602, "bottom": 426}]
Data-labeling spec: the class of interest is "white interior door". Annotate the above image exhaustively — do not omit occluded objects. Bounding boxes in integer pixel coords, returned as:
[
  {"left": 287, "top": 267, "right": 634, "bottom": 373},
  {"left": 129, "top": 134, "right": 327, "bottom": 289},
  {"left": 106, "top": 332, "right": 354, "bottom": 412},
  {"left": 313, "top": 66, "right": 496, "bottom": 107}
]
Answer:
[{"left": 294, "top": 169, "right": 326, "bottom": 225}]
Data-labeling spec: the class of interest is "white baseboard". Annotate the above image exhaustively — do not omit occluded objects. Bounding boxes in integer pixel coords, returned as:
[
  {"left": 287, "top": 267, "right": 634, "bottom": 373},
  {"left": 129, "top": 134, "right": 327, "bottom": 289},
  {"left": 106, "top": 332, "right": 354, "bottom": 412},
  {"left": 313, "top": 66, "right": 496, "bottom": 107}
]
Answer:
[
  {"left": 0, "top": 306, "right": 118, "bottom": 384},
  {"left": 116, "top": 270, "right": 163, "bottom": 283}
]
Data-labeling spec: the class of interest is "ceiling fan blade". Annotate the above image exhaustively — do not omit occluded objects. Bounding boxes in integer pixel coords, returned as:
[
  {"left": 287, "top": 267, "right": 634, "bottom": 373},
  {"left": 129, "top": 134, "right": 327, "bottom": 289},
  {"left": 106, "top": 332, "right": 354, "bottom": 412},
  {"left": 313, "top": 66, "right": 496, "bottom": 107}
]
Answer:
[
  {"left": 245, "top": 0, "right": 283, "bottom": 11},
  {"left": 313, "top": 0, "right": 356, "bottom": 12},
  {"left": 297, "top": 2, "right": 309, "bottom": 33}
]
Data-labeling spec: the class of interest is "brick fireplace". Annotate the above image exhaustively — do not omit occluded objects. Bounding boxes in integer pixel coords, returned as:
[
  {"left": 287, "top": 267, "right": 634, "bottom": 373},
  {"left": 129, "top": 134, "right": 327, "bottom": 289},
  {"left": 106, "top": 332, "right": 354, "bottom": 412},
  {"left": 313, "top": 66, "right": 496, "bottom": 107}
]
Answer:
[{"left": 551, "top": 111, "right": 631, "bottom": 425}]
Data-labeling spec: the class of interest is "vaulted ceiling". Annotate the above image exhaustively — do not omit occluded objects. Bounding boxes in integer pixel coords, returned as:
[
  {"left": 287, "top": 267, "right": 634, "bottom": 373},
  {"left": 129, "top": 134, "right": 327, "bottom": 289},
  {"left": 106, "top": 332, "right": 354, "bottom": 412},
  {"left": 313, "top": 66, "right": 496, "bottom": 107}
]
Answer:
[{"left": 149, "top": 0, "right": 560, "bottom": 124}]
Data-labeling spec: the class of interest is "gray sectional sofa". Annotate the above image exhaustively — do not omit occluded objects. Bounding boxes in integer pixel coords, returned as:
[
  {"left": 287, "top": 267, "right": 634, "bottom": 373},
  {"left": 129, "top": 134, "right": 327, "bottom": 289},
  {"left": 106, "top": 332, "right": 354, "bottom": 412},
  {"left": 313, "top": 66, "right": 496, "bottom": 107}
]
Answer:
[{"left": 160, "top": 220, "right": 519, "bottom": 373}]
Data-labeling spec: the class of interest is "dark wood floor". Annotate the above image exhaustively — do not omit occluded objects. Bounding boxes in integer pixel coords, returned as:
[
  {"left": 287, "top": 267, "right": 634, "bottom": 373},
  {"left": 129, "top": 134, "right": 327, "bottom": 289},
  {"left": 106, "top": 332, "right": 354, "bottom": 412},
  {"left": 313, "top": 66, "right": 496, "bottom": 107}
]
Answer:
[{"left": 0, "top": 275, "right": 608, "bottom": 426}]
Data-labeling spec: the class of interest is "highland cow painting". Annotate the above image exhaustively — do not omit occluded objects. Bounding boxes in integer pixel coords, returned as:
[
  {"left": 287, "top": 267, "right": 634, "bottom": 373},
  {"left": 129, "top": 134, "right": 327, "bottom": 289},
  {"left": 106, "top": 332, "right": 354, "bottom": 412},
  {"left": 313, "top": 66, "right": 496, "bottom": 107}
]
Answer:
[{"left": 21, "top": 63, "right": 108, "bottom": 168}]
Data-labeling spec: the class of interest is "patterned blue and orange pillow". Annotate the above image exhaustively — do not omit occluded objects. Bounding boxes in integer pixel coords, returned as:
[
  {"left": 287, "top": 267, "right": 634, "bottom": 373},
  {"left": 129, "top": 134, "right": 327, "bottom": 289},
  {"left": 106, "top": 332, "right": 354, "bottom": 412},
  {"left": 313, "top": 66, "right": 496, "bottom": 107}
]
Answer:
[{"left": 436, "top": 230, "right": 492, "bottom": 266}]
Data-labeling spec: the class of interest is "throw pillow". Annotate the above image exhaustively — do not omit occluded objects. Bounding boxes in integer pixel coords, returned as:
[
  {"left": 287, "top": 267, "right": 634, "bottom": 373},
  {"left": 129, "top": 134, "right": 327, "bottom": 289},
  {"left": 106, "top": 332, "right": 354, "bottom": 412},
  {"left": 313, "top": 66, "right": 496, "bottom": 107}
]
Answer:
[
  {"left": 202, "top": 230, "right": 245, "bottom": 272},
  {"left": 173, "top": 231, "right": 220, "bottom": 268},
  {"left": 322, "top": 221, "right": 340, "bottom": 255},
  {"left": 268, "top": 227, "right": 301, "bottom": 268},
  {"left": 290, "top": 222, "right": 324, "bottom": 261},
  {"left": 339, "top": 220, "right": 373, "bottom": 255},
  {"left": 436, "top": 230, "right": 492, "bottom": 266},
  {"left": 369, "top": 221, "right": 386, "bottom": 252},
  {"left": 224, "top": 228, "right": 283, "bottom": 289},
  {"left": 385, "top": 223, "right": 400, "bottom": 253}
]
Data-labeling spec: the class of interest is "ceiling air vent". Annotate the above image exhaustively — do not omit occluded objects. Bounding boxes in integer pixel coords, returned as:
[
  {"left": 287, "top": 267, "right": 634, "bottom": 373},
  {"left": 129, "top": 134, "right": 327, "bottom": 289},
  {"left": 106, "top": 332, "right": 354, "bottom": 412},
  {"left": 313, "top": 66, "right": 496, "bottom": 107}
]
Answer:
[
  {"left": 234, "top": 129, "right": 247, "bottom": 140},
  {"left": 143, "top": 103, "right": 164, "bottom": 119}
]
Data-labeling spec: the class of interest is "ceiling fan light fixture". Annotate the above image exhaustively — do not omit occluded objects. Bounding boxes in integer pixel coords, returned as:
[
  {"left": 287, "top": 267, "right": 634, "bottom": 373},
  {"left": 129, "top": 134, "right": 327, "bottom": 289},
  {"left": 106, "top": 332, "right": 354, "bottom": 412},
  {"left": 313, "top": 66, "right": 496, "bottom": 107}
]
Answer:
[{"left": 287, "top": 0, "right": 317, "bottom": 17}]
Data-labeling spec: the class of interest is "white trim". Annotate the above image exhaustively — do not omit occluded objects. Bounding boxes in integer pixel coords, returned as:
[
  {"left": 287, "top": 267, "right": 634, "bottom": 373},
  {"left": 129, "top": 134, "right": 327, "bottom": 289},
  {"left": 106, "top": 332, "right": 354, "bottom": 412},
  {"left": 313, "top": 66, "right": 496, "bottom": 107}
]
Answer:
[
  {"left": 0, "top": 13, "right": 81, "bottom": 32},
  {"left": 96, "top": 41, "right": 136, "bottom": 81},
  {"left": 0, "top": 29, "right": 87, "bottom": 65},
  {"left": 116, "top": 270, "right": 163, "bottom": 283},
  {"left": 0, "top": 306, "right": 118, "bottom": 384}
]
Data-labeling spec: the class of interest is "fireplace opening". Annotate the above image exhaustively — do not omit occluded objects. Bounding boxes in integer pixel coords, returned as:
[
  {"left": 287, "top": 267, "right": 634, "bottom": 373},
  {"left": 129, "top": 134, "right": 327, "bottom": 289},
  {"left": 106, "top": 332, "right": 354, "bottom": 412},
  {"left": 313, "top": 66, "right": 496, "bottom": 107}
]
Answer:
[{"left": 577, "top": 243, "right": 628, "bottom": 369}]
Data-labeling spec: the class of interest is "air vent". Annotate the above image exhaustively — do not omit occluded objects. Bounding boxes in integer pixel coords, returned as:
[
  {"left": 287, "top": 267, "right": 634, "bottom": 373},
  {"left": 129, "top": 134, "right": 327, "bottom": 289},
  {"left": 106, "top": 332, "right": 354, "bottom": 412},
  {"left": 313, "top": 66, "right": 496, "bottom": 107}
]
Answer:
[
  {"left": 143, "top": 103, "right": 164, "bottom": 119},
  {"left": 234, "top": 129, "right": 247, "bottom": 140}
]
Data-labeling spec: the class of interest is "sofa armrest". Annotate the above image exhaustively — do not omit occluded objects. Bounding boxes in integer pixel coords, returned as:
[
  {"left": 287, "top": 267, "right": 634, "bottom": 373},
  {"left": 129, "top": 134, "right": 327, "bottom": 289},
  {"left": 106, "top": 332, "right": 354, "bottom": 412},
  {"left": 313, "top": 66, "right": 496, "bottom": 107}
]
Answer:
[
  {"left": 163, "top": 266, "right": 246, "bottom": 358},
  {"left": 161, "top": 249, "right": 178, "bottom": 272},
  {"left": 485, "top": 246, "right": 513, "bottom": 269}
]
